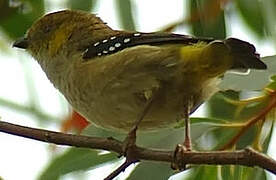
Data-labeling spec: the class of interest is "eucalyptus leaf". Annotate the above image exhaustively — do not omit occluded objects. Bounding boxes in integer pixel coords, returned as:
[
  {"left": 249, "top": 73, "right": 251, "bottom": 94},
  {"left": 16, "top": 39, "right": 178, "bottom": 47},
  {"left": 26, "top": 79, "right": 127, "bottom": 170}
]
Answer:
[
  {"left": 83, "top": 124, "right": 185, "bottom": 149},
  {"left": 188, "top": 0, "right": 226, "bottom": 39},
  {"left": 67, "top": 0, "right": 97, "bottom": 11},
  {"left": 235, "top": 0, "right": 267, "bottom": 38},
  {"left": 0, "top": 0, "right": 44, "bottom": 39},
  {"left": 115, "top": 0, "right": 136, "bottom": 30},
  {"left": 184, "top": 166, "right": 221, "bottom": 180},
  {"left": 38, "top": 148, "right": 117, "bottom": 180},
  {"left": 127, "top": 162, "right": 173, "bottom": 180}
]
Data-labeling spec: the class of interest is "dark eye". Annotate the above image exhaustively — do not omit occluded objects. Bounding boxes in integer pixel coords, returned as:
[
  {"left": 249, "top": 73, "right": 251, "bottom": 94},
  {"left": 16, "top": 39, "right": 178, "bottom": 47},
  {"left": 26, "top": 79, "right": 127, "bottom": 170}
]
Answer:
[
  {"left": 43, "top": 25, "right": 51, "bottom": 33},
  {"left": 67, "top": 32, "right": 73, "bottom": 40}
]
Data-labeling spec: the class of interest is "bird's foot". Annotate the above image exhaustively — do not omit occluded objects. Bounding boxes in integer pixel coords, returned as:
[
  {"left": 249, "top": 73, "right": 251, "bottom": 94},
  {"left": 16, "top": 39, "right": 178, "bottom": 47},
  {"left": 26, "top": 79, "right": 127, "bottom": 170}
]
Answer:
[{"left": 171, "top": 143, "right": 192, "bottom": 171}]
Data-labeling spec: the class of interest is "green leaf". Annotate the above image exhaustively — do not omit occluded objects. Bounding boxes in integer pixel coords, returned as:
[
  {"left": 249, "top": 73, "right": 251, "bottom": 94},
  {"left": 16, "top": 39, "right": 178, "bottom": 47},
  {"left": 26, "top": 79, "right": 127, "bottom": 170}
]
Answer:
[
  {"left": 220, "top": 166, "right": 267, "bottom": 180},
  {"left": 184, "top": 165, "right": 266, "bottom": 180},
  {"left": 235, "top": 0, "right": 266, "bottom": 38},
  {"left": 0, "top": 0, "right": 44, "bottom": 39},
  {"left": 175, "top": 117, "right": 231, "bottom": 129},
  {"left": 266, "top": 80, "right": 276, "bottom": 91},
  {"left": 38, "top": 148, "right": 117, "bottom": 180},
  {"left": 188, "top": 0, "right": 226, "bottom": 39},
  {"left": 83, "top": 124, "right": 185, "bottom": 149},
  {"left": 184, "top": 166, "right": 222, "bottom": 180},
  {"left": 234, "top": 166, "right": 267, "bottom": 180},
  {"left": 191, "top": 117, "right": 229, "bottom": 126},
  {"left": 269, "top": 75, "right": 276, "bottom": 82},
  {"left": 67, "top": 0, "right": 97, "bottom": 11},
  {"left": 115, "top": 0, "right": 136, "bottom": 30},
  {"left": 261, "top": 114, "right": 274, "bottom": 153},
  {"left": 206, "top": 91, "right": 239, "bottom": 120},
  {"left": 213, "top": 128, "right": 238, "bottom": 150},
  {"left": 127, "top": 162, "right": 173, "bottom": 180}
]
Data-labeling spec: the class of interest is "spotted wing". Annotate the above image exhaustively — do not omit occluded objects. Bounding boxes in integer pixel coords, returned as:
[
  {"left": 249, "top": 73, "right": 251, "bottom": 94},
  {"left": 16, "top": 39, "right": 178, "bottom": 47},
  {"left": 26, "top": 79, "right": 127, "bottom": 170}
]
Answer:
[{"left": 82, "top": 32, "right": 214, "bottom": 59}]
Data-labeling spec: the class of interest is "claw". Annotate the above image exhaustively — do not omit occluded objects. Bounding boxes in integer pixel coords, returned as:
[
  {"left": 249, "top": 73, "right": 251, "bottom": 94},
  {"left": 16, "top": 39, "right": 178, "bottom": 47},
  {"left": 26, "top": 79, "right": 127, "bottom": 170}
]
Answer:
[
  {"left": 172, "top": 144, "right": 188, "bottom": 171},
  {"left": 172, "top": 103, "right": 192, "bottom": 170}
]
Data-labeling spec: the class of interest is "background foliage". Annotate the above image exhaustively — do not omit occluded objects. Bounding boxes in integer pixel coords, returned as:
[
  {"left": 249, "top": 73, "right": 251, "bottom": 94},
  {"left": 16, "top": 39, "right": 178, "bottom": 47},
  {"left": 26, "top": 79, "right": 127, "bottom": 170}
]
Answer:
[{"left": 0, "top": 0, "right": 276, "bottom": 179}]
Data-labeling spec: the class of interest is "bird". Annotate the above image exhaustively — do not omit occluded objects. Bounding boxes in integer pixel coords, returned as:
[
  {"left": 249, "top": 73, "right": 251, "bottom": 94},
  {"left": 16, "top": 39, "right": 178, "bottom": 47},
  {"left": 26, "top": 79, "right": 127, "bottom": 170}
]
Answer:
[{"left": 13, "top": 10, "right": 267, "bottom": 152}]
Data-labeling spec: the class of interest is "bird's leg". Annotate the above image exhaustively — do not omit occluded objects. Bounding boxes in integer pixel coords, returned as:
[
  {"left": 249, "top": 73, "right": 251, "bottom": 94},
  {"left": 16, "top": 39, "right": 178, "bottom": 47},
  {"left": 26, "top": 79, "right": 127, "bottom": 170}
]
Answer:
[
  {"left": 122, "top": 92, "right": 155, "bottom": 158},
  {"left": 106, "top": 92, "right": 156, "bottom": 180},
  {"left": 183, "top": 104, "right": 192, "bottom": 151},
  {"left": 172, "top": 102, "right": 192, "bottom": 170}
]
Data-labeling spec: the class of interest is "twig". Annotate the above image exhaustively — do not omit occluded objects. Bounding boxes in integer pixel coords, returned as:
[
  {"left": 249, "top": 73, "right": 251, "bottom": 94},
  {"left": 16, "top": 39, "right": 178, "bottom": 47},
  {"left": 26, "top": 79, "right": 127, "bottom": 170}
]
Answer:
[
  {"left": 219, "top": 92, "right": 276, "bottom": 150},
  {"left": 104, "top": 159, "right": 138, "bottom": 180},
  {"left": 0, "top": 121, "right": 276, "bottom": 177}
]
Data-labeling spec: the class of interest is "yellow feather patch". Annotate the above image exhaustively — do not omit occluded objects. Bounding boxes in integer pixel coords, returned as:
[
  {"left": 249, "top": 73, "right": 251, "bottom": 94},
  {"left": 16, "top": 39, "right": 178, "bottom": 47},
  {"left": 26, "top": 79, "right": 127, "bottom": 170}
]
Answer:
[
  {"left": 49, "top": 24, "right": 74, "bottom": 57},
  {"left": 179, "top": 42, "right": 207, "bottom": 62},
  {"left": 179, "top": 41, "right": 234, "bottom": 78}
]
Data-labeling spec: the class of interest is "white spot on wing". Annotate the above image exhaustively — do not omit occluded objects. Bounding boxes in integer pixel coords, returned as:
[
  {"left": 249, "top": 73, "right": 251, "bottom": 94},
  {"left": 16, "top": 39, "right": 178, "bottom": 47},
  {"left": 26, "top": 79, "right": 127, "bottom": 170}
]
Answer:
[
  {"left": 115, "top": 43, "right": 121, "bottom": 47},
  {"left": 94, "top": 42, "right": 100, "bottom": 46},
  {"left": 124, "top": 38, "right": 131, "bottom": 43},
  {"left": 109, "top": 46, "right": 115, "bottom": 51},
  {"left": 165, "top": 63, "right": 177, "bottom": 67}
]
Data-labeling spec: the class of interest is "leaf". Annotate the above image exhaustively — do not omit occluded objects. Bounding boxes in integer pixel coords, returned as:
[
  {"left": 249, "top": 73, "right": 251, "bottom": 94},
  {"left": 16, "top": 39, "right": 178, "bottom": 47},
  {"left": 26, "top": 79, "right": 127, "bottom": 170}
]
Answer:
[
  {"left": 83, "top": 124, "right": 185, "bottom": 149},
  {"left": 38, "top": 148, "right": 117, "bottom": 180},
  {"left": 205, "top": 90, "right": 270, "bottom": 150},
  {"left": 235, "top": 0, "right": 266, "bottom": 38},
  {"left": 115, "top": 0, "right": 136, "bottom": 30},
  {"left": 184, "top": 166, "right": 222, "bottom": 180},
  {"left": 126, "top": 162, "right": 173, "bottom": 180},
  {"left": 198, "top": 126, "right": 237, "bottom": 150},
  {"left": 261, "top": 114, "right": 275, "bottom": 153},
  {"left": 184, "top": 165, "right": 266, "bottom": 180},
  {"left": 206, "top": 91, "right": 239, "bottom": 120},
  {"left": 265, "top": 77, "right": 276, "bottom": 91},
  {"left": 220, "top": 56, "right": 276, "bottom": 91},
  {"left": 220, "top": 165, "right": 267, "bottom": 180},
  {"left": 236, "top": 166, "right": 267, "bottom": 180},
  {"left": 188, "top": 0, "right": 226, "bottom": 39},
  {"left": 0, "top": 0, "right": 44, "bottom": 39},
  {"left": 191, "top": 117, "right": 229, "bottom": 126},
  {"left": 67, "top": 0, "right": 97, "bottom": 11}
]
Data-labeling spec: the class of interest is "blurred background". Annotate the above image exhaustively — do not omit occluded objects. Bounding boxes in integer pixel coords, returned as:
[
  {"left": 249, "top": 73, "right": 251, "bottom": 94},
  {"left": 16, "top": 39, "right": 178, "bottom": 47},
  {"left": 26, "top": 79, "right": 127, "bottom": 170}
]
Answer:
[{"left": 0, "top": 0, "right": 276, "bottom": 179}]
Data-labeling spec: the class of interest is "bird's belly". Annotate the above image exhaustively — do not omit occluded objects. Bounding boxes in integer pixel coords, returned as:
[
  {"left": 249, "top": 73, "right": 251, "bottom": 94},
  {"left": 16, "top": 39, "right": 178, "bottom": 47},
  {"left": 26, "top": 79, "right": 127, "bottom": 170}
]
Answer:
[
  {"left": 66, "top": 77, "right": 219, "bottom": 133},
  {"left": 63, "top": 59, "right": 220, "bottom": 133},
  {"left": 82, "top": 92, "right": 184, "bottom": 132},
  {"left": 70, "top": 83, "right": 188, "bottom": 133}
]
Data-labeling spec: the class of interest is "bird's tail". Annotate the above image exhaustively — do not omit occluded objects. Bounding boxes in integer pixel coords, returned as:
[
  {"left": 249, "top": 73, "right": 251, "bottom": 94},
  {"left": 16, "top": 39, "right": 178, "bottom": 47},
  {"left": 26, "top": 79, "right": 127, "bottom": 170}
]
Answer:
[{"left": 224, "top": 38, "right": 267, "bottom": 70}]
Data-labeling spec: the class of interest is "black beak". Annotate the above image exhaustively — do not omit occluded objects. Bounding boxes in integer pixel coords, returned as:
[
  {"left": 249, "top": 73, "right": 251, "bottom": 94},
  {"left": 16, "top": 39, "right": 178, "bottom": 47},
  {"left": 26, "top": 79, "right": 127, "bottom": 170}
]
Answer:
[{"left": 13, "top": 37, "right": 29, "bottom": 49}]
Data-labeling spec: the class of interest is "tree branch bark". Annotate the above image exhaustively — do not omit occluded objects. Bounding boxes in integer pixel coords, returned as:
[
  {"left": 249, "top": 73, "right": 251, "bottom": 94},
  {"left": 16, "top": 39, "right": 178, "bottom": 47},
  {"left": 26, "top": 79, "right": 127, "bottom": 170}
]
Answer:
[{"left": 0, "top": 120, "right": 275, "bottom": 175}]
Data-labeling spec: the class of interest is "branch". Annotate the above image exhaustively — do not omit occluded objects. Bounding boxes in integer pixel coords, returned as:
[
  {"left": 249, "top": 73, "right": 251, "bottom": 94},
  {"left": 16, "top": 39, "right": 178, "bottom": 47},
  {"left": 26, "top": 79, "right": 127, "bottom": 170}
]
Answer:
[{"left": 0, "top": 120, "right": 276, "bottom": 176}]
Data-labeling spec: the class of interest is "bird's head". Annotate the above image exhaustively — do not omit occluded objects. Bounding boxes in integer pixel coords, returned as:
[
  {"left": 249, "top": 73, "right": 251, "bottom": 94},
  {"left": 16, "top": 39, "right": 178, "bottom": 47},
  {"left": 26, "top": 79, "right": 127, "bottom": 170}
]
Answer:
[{"left": 13, "top": 10, "right": 115, "bottom": 60}]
